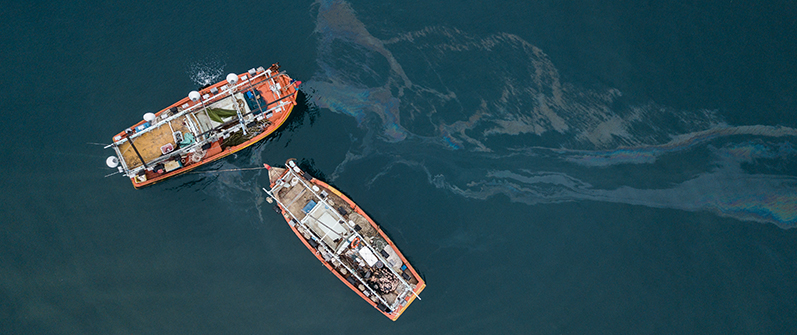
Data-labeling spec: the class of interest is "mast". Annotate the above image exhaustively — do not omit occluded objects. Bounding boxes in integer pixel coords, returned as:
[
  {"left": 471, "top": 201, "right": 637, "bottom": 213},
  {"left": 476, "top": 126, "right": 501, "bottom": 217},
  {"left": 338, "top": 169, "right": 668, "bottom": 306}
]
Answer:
[
  {"left": 262, "top": 186, "right": 394, "bottom": 309},
  {"left": 282, "top": 162, "right": 420, "bottom": 303},
  {"left": 225, "top": 73, "right": 247, "bottom": 135},
  {"left": 245, "top": 68, "right": 265, "bottom": 114},
  {"left": 189, "top": 90, "right": 213, "bottom": 140},
  {"left": 105, "top": 69, "right": 285, "bottom": 149},
  {"left": 125, "top": 129, "right": 148, "bottom": 169}
]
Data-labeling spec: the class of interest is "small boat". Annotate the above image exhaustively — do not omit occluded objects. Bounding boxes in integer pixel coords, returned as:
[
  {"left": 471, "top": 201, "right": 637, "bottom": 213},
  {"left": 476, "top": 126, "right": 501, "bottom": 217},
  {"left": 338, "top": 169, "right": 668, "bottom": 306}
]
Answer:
[
  {"left": 104, "top": 64, "right": 299, "bottom": 188},
  {"left": 263, "top": 159, "right": 425, "bottom": 320}
]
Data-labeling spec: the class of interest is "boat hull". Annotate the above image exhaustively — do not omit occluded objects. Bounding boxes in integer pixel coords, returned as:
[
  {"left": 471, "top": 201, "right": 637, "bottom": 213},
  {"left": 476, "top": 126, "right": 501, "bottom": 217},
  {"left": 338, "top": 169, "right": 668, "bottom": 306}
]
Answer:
[
  {"left": 108, "top": 65, "right": 299, "bottom": 188},
  {"left": 266, "top": 161, "right": 425, "bottom": 320},
  {"left": 130, "top": 103, "right": 295, "bottom": 188}
]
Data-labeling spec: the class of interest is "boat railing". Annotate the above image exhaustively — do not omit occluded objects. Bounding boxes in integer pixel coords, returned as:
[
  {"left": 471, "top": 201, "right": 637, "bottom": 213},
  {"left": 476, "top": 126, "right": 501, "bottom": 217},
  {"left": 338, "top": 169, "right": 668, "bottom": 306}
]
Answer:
[
  {"left": 279, "top": 164, "right": 421, "bottom": 304},
  {"left": 118, "top": 98, "right": 294, "bottom": 177},
  {"left": 195, "top": 98, "right": 294, "bottom": 140},
  {"left": 106, "top": 70, "right": 287, "bottom": 149},
  {"left": 262, "top": 186, "right": 394, "bottom": 310}
]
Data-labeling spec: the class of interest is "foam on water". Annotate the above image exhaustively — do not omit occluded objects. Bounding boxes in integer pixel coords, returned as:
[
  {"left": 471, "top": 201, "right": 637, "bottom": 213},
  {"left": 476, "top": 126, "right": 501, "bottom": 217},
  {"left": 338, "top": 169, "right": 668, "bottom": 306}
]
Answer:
[{"left": 188, "top": 59, "right": 226, "bottom": 87}]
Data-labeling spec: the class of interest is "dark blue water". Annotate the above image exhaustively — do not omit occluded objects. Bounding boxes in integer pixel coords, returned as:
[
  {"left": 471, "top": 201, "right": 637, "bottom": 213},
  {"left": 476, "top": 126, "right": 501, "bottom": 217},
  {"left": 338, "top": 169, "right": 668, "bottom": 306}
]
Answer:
[{"left": 2, "top": 1, "right": 796, "bottom": 333}]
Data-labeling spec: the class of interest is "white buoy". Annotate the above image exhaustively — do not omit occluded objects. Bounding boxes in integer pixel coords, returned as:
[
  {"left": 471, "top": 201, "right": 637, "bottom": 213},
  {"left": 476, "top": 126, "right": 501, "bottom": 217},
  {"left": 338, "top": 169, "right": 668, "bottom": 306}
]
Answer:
[
  {"left": 188, "top": 91, "right": 201, "bottom": 101},
  {"left": 226, "top": 73, "right": 239, "bottom": 85},
  {"left": 143, "top": 112, "right": 156, "bottom": 123},
  {"left": 106, "top": 156, "right": 119, "bottom": 168}
]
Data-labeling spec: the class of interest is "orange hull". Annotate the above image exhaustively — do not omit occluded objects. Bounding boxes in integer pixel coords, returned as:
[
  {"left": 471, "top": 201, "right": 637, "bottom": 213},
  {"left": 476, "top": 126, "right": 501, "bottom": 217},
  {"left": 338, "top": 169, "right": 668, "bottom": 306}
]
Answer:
[
  {"left": 129, "top": 102, "right": 295, "bottom": 189},
  {"left": 306, "top": 180, "right": 426, "bottom": 320},
  {"left": 267, "top": 162, "right": 425, "bottom": 320},
  {"left": 109, "top": 66, "right": 299, "bottom": 188}
]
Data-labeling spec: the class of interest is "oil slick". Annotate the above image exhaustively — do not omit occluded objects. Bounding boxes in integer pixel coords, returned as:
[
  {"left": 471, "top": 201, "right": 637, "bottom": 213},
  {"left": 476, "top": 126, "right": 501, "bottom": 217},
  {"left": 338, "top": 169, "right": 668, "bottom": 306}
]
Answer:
[{"left": 305, "top": 0, "right": 797, "bottom": 228}]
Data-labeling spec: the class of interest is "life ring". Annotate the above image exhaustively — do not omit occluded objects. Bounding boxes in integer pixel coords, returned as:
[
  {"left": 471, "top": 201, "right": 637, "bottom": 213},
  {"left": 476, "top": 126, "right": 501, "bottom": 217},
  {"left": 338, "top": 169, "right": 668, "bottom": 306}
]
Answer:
[{"left": 350, "top": 237, "right": 360, "bottom": 249}]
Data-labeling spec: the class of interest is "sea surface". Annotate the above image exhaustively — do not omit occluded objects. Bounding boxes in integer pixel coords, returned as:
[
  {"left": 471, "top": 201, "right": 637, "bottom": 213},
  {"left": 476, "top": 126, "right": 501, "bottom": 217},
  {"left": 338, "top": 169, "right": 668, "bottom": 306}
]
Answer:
[{"left": 2, "top": 1, "right": 796, "bottom": 334}]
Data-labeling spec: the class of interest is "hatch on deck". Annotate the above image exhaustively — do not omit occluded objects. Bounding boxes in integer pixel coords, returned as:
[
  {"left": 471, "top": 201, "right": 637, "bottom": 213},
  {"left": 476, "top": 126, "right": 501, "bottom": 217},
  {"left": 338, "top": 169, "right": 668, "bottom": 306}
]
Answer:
[{"left": 301, "top": 202, "right": 348, "bottom": 248}]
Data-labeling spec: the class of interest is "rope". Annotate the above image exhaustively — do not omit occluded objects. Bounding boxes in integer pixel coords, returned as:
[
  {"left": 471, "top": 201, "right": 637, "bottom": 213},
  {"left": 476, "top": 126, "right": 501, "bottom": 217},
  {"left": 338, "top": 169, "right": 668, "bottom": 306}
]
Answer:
[{"left": 187, "top": 166, "right": 269, "bottom": 174}]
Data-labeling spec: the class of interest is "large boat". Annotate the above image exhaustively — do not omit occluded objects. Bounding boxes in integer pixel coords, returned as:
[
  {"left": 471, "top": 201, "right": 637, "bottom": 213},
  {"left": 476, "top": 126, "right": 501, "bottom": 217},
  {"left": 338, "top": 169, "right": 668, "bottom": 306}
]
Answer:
[
  {"left": 105, "top": 64, "right": 299, "bottom": 188},
  {"left": 263, "top": 159, "right": 425, "bottom": 320}
]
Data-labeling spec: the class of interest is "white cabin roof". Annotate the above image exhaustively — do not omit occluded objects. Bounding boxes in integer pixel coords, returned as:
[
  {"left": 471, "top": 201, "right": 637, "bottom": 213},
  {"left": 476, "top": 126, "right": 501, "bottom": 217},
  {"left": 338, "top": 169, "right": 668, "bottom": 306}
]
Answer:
[{"left": 302, "top": 203, "right": 348, "bottom": 248}]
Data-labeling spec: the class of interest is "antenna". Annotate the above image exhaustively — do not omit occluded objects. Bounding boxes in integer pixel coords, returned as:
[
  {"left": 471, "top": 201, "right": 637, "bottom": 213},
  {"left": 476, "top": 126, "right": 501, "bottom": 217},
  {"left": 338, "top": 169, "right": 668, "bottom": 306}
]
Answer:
[
  {"left": 189, "top": 91, "right": 212, "bottom": 139},
  {"left": 226, "top": 73, "right": 246, "bottom": 134}
]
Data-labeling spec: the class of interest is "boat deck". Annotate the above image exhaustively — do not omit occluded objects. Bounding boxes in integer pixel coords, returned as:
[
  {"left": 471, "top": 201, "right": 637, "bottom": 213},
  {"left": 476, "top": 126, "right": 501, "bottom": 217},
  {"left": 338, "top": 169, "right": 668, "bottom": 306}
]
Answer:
[
  {"left": 276, "top": 176, "right": 378, "bottom": 249},
  {"left": 268, "top": 163, "right": 424, "bottom": 320},
  {"left": 119, "top": 92, "right": 252, "bottom": 170},
  {"left": 110, "top": 68, "right": 298, "bottom": 186},
  {"left": 118, "top": 116, "right": 190, "bottom": 169}
]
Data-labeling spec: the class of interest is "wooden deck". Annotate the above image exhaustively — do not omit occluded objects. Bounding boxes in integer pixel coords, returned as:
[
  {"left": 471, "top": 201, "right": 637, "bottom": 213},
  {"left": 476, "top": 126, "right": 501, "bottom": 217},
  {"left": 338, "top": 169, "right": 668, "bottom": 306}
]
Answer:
[{"left": 119, "top": 117, "right": 190, "bottom": 169}]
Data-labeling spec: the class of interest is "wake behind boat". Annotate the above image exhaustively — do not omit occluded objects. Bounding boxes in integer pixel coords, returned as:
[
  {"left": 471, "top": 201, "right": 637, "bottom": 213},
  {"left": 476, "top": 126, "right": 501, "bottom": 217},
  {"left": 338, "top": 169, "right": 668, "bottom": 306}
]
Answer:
[
  {"left": 104, "top": 64, "right": 299, "bottom": 188},
  {"left": 263, "top": 160, "right": 425, "bottom": 320}
]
